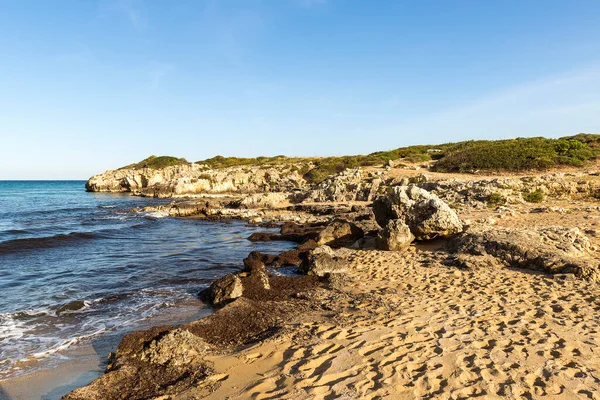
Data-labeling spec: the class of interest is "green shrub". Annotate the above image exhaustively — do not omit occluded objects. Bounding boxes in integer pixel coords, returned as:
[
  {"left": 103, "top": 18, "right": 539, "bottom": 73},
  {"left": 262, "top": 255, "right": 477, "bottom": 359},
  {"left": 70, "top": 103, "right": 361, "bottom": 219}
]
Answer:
[
  {"left": 120, "top": 135, "right": 600, "bottom": 185},
  {"left": 523, "top": 189, "right": 544, "bottom": 203},
  {"left": 487, "top": 192, "right": 506, "bottom": 207},
  {"left": 403, "top": 152, "right": 431, "bottom": 163},
  {"left": 124, "top": 155, "right": 189, "bottom": 170},
  {"left": 433, "top": 137, "right": 598, "bottom": 173}
]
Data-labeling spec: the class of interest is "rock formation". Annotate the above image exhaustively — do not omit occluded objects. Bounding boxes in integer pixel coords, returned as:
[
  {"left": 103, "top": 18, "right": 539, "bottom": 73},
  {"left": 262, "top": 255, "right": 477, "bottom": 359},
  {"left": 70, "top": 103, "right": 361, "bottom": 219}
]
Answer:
[
  {"left": 315, "top": 219, "right": 364, "bottom": 248},
  {"left": 373, "top": 185, "right": 463, "bottom": 240},
  {"left": 300, "top": 245, "right": 347, "bottom": 277},
  {"left": 449, "top": 226, "right": 599, "bottom": 281},
  {"left": 376, "top": 219, "right": 414, "bottom": 251},
  {"left": 304, "top": 168, "right": 383, "bottom": 202},
  {"left": 86, "top": 163, "right": 307, "bottom": 198},
  {"left": 202, "top": 274, "right": 244, "bottom": 306}
]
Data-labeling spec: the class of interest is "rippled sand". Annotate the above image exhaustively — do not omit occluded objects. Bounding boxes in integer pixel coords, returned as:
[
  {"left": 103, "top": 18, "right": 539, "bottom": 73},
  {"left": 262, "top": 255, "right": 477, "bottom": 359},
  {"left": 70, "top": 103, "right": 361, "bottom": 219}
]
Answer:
[{"left": 198, "top": 248, "right": 600, "bottom": 399}]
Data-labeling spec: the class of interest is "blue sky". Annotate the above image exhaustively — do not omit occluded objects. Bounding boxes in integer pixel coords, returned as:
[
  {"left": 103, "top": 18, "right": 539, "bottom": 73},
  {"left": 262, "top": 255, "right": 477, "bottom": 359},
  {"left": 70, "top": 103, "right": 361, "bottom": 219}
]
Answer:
[{"left": 1, "top": 0, "right": 599, "bottom": 179}]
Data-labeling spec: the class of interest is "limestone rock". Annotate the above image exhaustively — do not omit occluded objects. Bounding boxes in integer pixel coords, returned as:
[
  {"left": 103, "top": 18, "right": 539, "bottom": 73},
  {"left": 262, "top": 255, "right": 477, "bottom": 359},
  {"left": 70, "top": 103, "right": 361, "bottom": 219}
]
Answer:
[
  {"left": 373, "top": 185, "right": 463, "bottom": 240},
  {"left": 449, "top": 226, "right": 599, "bottom": 281},
  {"left": 385, "top": 159, "right": 401, "bottom": 168},
  {"left": 376, "top": 219, "right": 414, "bottom": 251},
  {"left": 300, "top": 245, "right": 347, "bottom": 277},
  {"left": 63, "top": 326, "right": 212, "bottom": 400},
  {"left": 240, "top": 192, "right": 289, "bottom": 209},
  {"left": 202, "top": 274, "right": 244, "bottom": 306},
  {"left": 305, "top": 168, "right": 381, "bottom": 202},
  {"left": 418, "top": 173, "right": 588, "bottom": 209},
  {"left": 316, "top": 219, "right": 364, "bottom": 247},
  {"left": 86, "top": 163, "right": 308, "bottom": 198},
  {"left": 140, "top": 328, "right": 212, "bottom": 367}
]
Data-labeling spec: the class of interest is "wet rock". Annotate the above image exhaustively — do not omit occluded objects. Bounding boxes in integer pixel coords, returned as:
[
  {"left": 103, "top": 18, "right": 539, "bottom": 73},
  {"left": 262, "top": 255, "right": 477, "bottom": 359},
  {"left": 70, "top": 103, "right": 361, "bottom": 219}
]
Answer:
[
  {"left": 64, "top": 325, "right": 212, "bottom": 400},
  {"left": 65, "top": 273, "right": 323, "bottom": 400},
  {"left": 244, "top": 251, "right": 275, "bottom": 270},
  {"left": 297, "top": 239, "right": 319, "bottom": 252},
  {"left": 300, "top": 245, "right": 347, "bottom": 277},
  {"left": 280, "top": 222, "right": 323, "bottom": 240},
  {"left": 247, "top": 232, "right": 279, "bottom": 242},
  {"left": 376, "top": 219, "right": 414, "bottom": 251},
  {"left": 56, "top": 300, "right": 87, "bottom": 316},
  {"left": 248, "top": 223, "right": 323, "bottom": 243},
  {"left": 316, "top": 219, "right": 364, "bottom": 248},
  {"left": 373, "top": 185, "right": 463, "bottom": 240},
  {"left": 273, "top": 249, "right": 304, "bottom": 267}
]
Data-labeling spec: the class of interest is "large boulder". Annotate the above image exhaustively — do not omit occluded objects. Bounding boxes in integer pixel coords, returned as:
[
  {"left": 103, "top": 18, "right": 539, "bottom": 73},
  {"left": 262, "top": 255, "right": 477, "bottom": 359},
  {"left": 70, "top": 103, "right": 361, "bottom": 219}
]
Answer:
[
  {"left": 376, "top": 219, "right": 414, "bottom": 251},
  {"left": 316, "top": 219, "right": 364, "bottom": 248},
  {"left": 449, "top": 226, "right": 599, "bottom": 281},
  {"left": 300, "top": 245, "right": 347, "bottom": 277},
  {"left": 373, "top": 185, "right": 463, "bottom": 240},
  {"left": 200, "top": 274, "right": 244, "bottom": 306}
]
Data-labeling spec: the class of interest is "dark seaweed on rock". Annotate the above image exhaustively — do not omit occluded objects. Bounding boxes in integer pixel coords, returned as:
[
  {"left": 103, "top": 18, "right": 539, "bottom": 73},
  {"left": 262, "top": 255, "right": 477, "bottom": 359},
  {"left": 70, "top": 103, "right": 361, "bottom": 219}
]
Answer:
[
  {"left": 247, "top": 222, "right": 323, "bottom": 243},
  {"left": 64, "top": 275, "right": 323, "bottom": 400}
]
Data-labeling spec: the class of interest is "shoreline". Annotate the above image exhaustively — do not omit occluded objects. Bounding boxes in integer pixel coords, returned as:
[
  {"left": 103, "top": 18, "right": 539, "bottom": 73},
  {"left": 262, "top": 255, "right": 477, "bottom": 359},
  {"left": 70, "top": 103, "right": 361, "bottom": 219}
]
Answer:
[
  {"left": 0, "top": 300, "right": 212, "bottom": 400},
  {"left": 8, "top": 163, "right": 600, "bottom": 399}
]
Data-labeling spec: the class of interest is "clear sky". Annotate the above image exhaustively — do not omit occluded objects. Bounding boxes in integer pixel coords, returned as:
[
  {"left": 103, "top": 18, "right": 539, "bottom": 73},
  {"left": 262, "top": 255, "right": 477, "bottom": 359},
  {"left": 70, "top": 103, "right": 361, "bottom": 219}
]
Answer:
[{"left": 1, "top": 0, "right": 599, "bottom": 179}]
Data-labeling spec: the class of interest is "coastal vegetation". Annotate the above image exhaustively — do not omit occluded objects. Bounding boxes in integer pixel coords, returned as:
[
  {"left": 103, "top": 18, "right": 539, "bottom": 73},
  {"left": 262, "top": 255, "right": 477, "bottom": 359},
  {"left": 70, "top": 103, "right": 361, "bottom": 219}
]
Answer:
[
  {"left": 486, "top": 192, "right": 507, "bottom": 208},
  {"left": 123, "top": 155, "right": 189, "bottom": 170},
  {"left": 523, "top": 189, "right": 545, "bottom": 203},
  {"left": 433, "top": 137, "right": 597, "bottom": 173},
  {"left": 122, "top": 134, "right": 600, "bottom": 184}
]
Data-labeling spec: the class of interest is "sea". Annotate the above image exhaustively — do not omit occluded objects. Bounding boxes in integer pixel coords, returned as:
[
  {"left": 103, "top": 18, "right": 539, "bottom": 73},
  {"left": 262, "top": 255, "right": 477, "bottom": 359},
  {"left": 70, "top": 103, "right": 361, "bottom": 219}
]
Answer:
[{"left": 0, "top": 181, "right": 295, "bottom": 384}]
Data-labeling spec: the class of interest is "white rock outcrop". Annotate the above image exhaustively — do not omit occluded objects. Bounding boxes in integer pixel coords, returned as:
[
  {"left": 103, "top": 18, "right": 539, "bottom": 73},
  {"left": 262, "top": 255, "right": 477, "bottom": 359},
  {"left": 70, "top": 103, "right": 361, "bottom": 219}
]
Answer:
[{"left": 373, "top": 185, "right": 463, "bottom": 240}]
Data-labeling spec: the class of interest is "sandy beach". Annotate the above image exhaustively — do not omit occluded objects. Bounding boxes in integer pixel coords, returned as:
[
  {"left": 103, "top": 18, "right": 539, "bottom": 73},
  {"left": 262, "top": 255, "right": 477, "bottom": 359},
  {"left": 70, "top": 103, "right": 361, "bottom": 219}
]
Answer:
[
  {"left": 152, "top": 244, "right": 599, "bottom": 399},
  {"left": 56, "top": 163, "right": 600, "bottom": 400}
]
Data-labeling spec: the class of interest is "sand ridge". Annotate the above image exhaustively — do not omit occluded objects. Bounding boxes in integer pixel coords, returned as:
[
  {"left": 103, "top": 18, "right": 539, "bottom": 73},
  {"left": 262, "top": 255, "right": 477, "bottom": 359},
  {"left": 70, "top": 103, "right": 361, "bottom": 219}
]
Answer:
[{"left": 192, "top": 248, "right": 600, "bottom": 400}]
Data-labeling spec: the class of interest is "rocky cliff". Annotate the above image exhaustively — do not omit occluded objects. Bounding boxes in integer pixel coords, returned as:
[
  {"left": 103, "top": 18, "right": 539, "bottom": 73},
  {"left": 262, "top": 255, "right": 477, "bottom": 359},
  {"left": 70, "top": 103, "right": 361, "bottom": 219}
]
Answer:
[{"left": 85, "top": 163, "right": 309, "bottom": 198}]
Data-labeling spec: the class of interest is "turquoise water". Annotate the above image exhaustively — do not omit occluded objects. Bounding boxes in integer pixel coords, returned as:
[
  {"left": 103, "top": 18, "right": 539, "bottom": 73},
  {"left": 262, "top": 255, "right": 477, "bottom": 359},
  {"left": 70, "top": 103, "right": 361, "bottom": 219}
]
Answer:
[{"left": 0, "top": 181, "right": 294, "bottom": 378}]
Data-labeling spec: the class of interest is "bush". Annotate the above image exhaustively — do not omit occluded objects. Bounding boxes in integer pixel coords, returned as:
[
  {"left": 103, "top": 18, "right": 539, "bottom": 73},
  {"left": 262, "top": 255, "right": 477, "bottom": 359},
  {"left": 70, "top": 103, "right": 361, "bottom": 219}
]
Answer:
[
  {"left": 523, "top": 189, "right": 544, "bottom": 203},
  {"left": 433, "top": 137, "right": 598, "bottom": 173},
  {"left": 125, "top": 155, "right": 189, "bottom": 170},
  {"left": 120, "top": 135, "right": 600, "bottom": 185},
  {"left": 487, "top": 192, "right": 506, "bottom": 207},
  {"left": 403, "top": 152, "right": 431, "bottom": 163}
]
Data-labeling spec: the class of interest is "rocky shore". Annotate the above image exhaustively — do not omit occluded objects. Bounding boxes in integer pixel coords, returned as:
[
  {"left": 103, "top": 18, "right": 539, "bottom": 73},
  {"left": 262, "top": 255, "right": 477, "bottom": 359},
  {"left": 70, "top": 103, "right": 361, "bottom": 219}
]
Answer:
[{"left": 66, "top": 161, "right": 600, "bottom": 399}]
